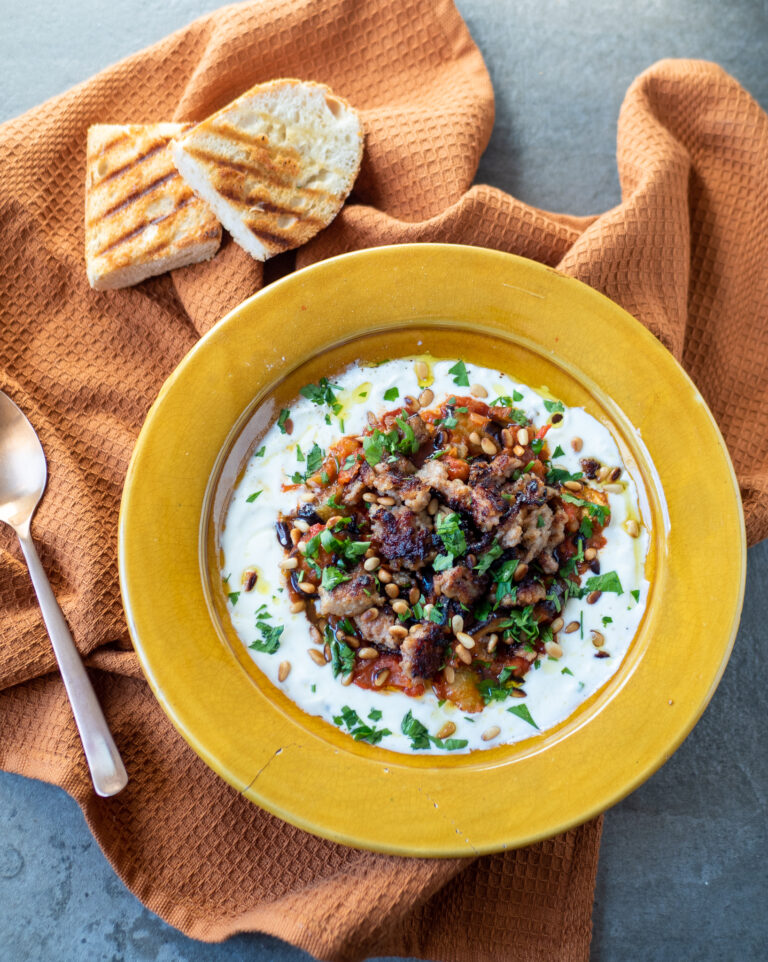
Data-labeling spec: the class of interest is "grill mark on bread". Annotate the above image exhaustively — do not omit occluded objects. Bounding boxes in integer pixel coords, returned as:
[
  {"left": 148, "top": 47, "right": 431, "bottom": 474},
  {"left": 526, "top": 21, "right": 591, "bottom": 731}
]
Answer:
[
  {"left": 95, "top": 131, "right": 130, "bottom": 156},
  {"left": 214, "top": 185, "right": 325, "bottom": 229},
  {"left": 91, "top": 170, "right": 180, "bottom": 223},
  {"left": 99, "top": 139, "right": 169, "bottom": 184},
  {"left": 96, "top": 195, "right": 195, "bottom": 256},
  {"left": 244, "top": 226, "right": 291, "bottom": 251},
  {"left": 184, "top": 147, "right": 296, "bottom": 189}
]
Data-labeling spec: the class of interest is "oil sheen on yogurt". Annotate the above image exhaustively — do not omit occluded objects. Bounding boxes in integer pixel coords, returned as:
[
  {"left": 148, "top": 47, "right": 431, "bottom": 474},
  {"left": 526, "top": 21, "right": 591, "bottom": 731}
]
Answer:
[{"left": 220, "top": 357, "right": 650, "bottom": 754}]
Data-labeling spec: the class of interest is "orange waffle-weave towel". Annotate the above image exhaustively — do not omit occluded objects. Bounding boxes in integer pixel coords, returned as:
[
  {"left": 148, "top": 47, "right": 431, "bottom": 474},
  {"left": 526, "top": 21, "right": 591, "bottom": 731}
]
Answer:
[{"left": 1, "top": 1, "right": 766, "bottom": 960}]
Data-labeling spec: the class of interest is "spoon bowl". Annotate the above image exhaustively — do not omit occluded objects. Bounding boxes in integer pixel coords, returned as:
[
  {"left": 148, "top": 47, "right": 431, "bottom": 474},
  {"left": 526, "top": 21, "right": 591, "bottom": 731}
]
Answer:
[{"left": 0, "top": 390, "right": 128, "bottom": 797}]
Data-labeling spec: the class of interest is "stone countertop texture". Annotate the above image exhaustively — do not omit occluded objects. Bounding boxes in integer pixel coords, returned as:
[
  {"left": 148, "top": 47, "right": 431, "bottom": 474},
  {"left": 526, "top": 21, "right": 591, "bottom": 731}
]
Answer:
[{"left": 1, "top": 0, "right": 766, "bottom": 960}]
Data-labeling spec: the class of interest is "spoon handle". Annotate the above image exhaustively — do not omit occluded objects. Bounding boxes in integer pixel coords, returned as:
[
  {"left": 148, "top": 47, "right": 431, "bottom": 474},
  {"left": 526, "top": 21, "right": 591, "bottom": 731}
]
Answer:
[{"left": 17, "top": 529, "right": 128, "bottom": 797}]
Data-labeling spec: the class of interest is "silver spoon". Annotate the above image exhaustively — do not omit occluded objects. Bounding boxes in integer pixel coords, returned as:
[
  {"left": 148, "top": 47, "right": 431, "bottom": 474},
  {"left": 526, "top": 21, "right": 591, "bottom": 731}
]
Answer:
[{"left": 0, "top": 390, "right": 128, "bottom": 797}]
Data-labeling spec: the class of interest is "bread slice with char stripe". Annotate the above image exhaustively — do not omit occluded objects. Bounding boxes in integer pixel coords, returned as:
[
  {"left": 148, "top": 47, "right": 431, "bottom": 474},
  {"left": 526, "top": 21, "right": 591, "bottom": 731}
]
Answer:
[
  {"left": 171, "top": 79, "right": 363, "bottom": 261},
  {"left": 85, "top": 123, "right": 222, "bottom": 290}
]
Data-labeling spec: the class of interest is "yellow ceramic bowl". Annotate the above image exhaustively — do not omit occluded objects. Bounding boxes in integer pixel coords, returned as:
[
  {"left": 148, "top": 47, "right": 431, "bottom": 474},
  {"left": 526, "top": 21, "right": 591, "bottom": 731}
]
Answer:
[{"left": 119, "top": 244, "right": 745, "bottom": 856}]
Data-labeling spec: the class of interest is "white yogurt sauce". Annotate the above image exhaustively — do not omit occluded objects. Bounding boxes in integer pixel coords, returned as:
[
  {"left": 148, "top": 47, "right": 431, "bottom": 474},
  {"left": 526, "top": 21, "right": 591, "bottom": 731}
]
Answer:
[{"left": 220, "top": 357, "right": 649, "bottom": 754}]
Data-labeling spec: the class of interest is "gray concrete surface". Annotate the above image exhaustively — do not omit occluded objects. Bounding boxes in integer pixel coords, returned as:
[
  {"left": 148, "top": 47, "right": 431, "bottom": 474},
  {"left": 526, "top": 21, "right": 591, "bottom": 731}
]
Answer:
[{"left": 1, "top": 1, "right": 766, "bottom": 960}]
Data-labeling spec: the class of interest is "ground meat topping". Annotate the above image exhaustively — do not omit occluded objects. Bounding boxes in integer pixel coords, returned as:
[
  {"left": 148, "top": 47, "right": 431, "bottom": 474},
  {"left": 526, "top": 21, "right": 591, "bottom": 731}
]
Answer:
[{"left": 277, "top": 390, "right": 610, "bottom": 712}]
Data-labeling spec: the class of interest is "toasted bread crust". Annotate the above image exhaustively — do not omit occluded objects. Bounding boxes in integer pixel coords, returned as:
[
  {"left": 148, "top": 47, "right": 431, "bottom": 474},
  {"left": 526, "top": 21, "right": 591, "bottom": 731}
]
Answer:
[
  {"left": 85, "top": 124, "right": 222, "bottom": 290},
  {"left": 171, "top": 79, "right": 364, "bottom": 261}
]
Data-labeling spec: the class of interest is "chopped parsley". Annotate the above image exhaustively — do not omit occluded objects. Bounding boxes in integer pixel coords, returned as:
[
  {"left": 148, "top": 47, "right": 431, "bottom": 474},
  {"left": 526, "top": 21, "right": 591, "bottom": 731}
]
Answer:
[
  {"left": 561, "top": 667, "right": 574, "bottom": 676},
  {"left": 277, "top": 409, "right": 291, "bottom": 433},
  {"left": 227, "top": 591, "right": 240, "bottom": 606},
  {"left": 585, "top": 571, "right": 624, "bottom": 594},
  {"left": 551, "top": 444, "right": 565, "bottom": 458},
  {"left": 321, "top": 565, "right": 351, "bottom": 591},
  {"left": 474, "top": 541, "right": 504, "bottom": 574},
  {"left": 561, "top": 491, "right": 610, "bottom": 525},
  {"left": 254, "top": 446, "right": 266, "bottom": 458},
  {"left": 507, "top": 703, "right": 539, "bottom": 729},
  {"left": 543, "top": 398, "right": 564, "bottom": 414},
  {"left": 245, "top": 490, "right": 263, "bottom": 503},
  {"left": 300, "top": 377, "right": 342, "bottom": 413},
  {"left": 513, "top": 389, "right": 524, "bottom": 402},
  {"left": 400, "top": 711, "right": 467, "bottom": 751},
  {"left": 333, "top": 705, "right": 391, "bottom": 744},
  {"left": 546, "top": 467, "right": 583, "bottom": 485},
  {"left": 383, "top": 387, "right": 399, "bottom": 401},
  {"left": 435, "top": 512, "right": 466, "bottom": 559},
  {"left": 329, "top": 634, "right": 356, "bottom": 678},
  {"left": 368, "top": 708, "right": 383, "bottom": 721},
  {"left": 477, "top": 666, "right": 517, "bottom": 704},
  {"left": 291, "top": 442, "right": 325, "bottom": 483},
  {"left": 448, "top": 360, "right": 470, "bottom": 386},
  {"left": 602, "top": 616, "right": 613, "bottom": 627},
  {"left": 631, "top": 589, "right": 640, "bottom": 602},
  {"left": 249, "top": 604, "right": 284, "bottom": 654}
]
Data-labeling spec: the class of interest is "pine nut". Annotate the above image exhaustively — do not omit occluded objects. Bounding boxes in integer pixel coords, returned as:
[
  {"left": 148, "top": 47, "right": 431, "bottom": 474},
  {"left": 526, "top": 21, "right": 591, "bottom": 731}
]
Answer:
[
  {"left": 279, "top": 557, "right": 298, "bottom": 570},
  {"left": 596, "top": 466, "right": 611, "bottom": 482},
  {"left": 563, "top": 480, "right": 583, "bottom": 492},
  {"left": 373, "top": 668, "right": 390, "bottom": 687},
  {"left": 603, "top": 483, "right": 624, "bottom": 493},
  {"left": 481, "top": 726, "right": 500, "bottom": 741},
  {"left": 551, "top": 617, "right": 564, "bottom": 633},
  {"left": 308, "top": 648, "right": 326, "bottom": 666},
  {"left": 359, "top": 607, "right": 379, "bottom": 622},
  {"left": 418, "top": 388, "right": 434, "bottom": 407},
  {"left": 415, "top": 361, "right": 429, "bottom": 381},
  {"left": 325, "top": 515, "right": 341, "bottom": 529},
  {"left": 392, "top": 599, "right": 410, "bottom": 616},
  {"left": 487, "top": 633, "right": 499, "bottom": 653},
  {"left": 436, "top": 721, "right": 456, "bottom": 739},
  {"left": 513, "top": 444, "right": 525, "bottom": 457},
  {"left": 293, "top": 518, "right": 309, "bottom": 533},
  {"left": 469, "top": 431, "right": 482, "bottom": 446},
  {"left": 591, "top": 630, "right": 605, "bottom": 648},
  {"left": 298, "top": 581, "right": 316, "bottom": 594},
  {"left": 378, "top": 495, "right": 396, "bottom": 506},
  {"left": 511, "top": 688, "right": 526, "bottom": 698},
  {"left": 517, "top": 428, "right": 530, "bottom": 446},
  {"left": 290, "top": 527, "right": 302, "bottom": 545},
  {"left": 378, "top": 567, "right": 392, "bottom": 583},
  {"left": 389, "top": 625, "right": 408, "bottom": 640},
  {"left": 344, "top": 634, "right": 360, "bottom": 649},
  {"left": 455, "top": 643, "right": 472, "bottom": 664},
  {"left": 443, "top": 665, "right": 456, "bottom": 683},
  {"left": 299, "top": 491, "right": 315, "bottom": 502},
  {"left": 309, "top": 625, "right": 323, "bottom": 645},
  {"left": 571, "top": 437, "right": 583, "bottom": 452},
  {"left": 610, "top": 467, "right": 622, "bottom": 481},
  {"left": 565, "top": 620, "right": 579, "bottom": 633},
  {"left": 545, "top": 641, "right": 563, "bottom": 659},
  {"left": 470, "top": 383, "right": 488, "bottom": 398},
  {"left": 358, "top": 647, "right": 378, "bottom": 659},
  {"left": 278, "top": 661, "right": 291, "bottom": 682},
  {"left": 385, "top": 583, "right": 400, "bottom": 598},
  {"left": 341, "top": 672, "right": 353, "bottom": 686},
  {"left": 587, "top": 590, "right": 602, "bottom": 604},
  {"left": 624, "top": 519, "right": 640, "bottom": 538},
  {"left": 362, "top": 491, "right": 377, "bottom": 502},
  {"left": 481, "top": 437, "right": 497, "bottom": 456},
  {"left": 290, "top": 600, "right": 306, "bottom": 614},
  {"left": 456, "top": 631, "right": 476, "bottom": 650},
  {"left": 513, "top": 563, "right": 528, "bottom": 582},
  {"left": 404, "top": 395, "right": 420, "bottom": 412},
  {"left": 363, "top": 556, "right": 381, "bottom": 571},
  {"left": 427, "top": 497, "right": 439, "bottom": 515},
  {"left": 451, "top": 614, "right": 464, "bottom": 634},
  {"left": 584, "top": 547, "right": 597, "bottom": 561},
  {"left": 243, "top": 570, "right": 258, "bottom": 591},
  {"left": 501, "top": 428, "right": 514, "bottom": 448}
]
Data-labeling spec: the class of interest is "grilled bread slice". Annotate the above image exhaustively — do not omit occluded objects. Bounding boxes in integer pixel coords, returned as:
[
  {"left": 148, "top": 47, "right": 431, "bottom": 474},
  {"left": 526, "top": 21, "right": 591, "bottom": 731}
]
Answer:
[
  {"left": 85, "top": 123, "right": 222, "bottom": 290},
  {"left": 171, "top": 79, "right": 363, "bottom": 261}
]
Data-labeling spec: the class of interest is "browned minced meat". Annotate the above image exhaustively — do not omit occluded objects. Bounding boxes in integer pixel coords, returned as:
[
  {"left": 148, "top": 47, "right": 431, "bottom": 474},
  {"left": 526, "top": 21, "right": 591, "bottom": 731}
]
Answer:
[
  {"left": 278, "top": 392, "right": 610, "bottom": 708},
  {"left": 369, "top": 504, "right": 434, "bottom": 570},
  {"left": 318, "top": 569, "right": 382, "bottom": 617},
  {"left": 433, "top": 564, "right": 487, "bottom": 606}
]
